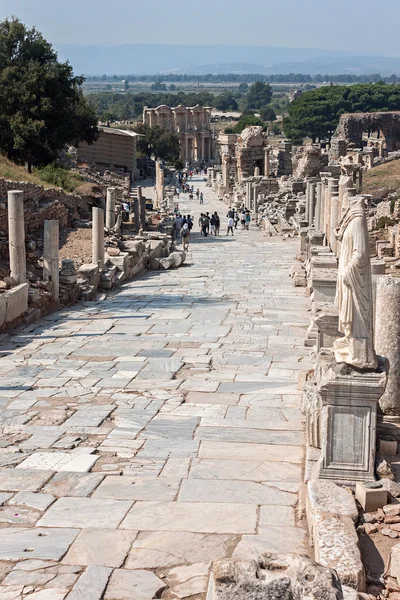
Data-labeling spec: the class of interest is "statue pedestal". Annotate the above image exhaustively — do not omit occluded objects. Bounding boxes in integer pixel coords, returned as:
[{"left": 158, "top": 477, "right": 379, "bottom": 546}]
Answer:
[{"left": 316, "top": 352, "right": 387, "bottom": 482}]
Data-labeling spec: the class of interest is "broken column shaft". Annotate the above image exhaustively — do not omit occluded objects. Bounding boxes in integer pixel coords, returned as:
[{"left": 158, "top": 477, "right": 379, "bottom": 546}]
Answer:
[
  {"left": 8, "top": 190, "right": 26, "bottom": 284},
  {"left": 106, "top": 187, "right": 116, "bottom": 230},
  {"left": 43, "top": 220, "right": 59, "bottom": 302},
  {"left": 92, "top": 207, "right": 105, "bottom": 269}
]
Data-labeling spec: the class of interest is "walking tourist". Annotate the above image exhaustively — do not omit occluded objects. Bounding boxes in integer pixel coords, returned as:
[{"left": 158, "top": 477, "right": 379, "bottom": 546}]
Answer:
[
  {"left": 202, "top": 213, "right": 210, "bottom": 237},
  {"left": 226, "top": 215, "right": 234, "bottom": 236},
  {"left": 181, "top": 223, "right": 189, "bottom": 251},
  {"left": 215, "top": 212, "right": 220, "bottom": 235},
  {"left": 210, "top": 213, "right": 217, "bottom": 236},
  {"left": 175, "top": 214, "right": 183, "bottom": 238},
  {"left": 245, "top": 211, "right": 251, "bottom": 230},
  {"left": 199, "top": 192, "right": 204, "bottom": 204}
]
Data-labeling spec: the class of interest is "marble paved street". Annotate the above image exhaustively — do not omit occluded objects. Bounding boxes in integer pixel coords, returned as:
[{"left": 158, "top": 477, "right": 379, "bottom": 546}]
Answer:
[{"left": 0, "top": 177, "right": 312, "bottom": 599}]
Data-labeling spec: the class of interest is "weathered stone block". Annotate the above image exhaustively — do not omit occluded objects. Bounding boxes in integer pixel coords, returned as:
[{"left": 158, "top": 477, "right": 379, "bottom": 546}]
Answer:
[
  {"left": 0, "top": 293, "right": 6, "bottom": 328},
  {"left": 389, "top": 542, "right": 400, "bottom": 585},
  {"left": 5, "top": 283, "right": 29, "bottom": 323},
  {"left": 206, "top": 554, "right": 343, "bottom": 600},
  {"left": 313, "top": 512, "right": 365, "bottom": 591},
  {"left": 378, "top": 439, "right": 398, "bottom": 455},
  {"left": 355, "top": 482, "right": 387, "bottom": 512}
]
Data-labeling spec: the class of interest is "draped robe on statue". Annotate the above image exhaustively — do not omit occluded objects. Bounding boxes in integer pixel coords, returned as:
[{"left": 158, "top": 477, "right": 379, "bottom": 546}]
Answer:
[{"left": 333, "top": 197, "right": 377, "bottom": 369}]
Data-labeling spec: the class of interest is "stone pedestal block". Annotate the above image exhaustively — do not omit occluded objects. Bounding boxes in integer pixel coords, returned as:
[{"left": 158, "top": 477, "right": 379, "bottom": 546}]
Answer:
[
  {"left": 5, "top": 283, "right": 29, "bottom": 323},
  {"left": 316, "top": 354, "right": 387, "bottom": 482}
]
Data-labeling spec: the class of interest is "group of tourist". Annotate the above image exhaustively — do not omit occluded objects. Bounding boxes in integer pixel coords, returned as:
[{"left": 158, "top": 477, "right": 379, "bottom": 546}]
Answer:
[
  {"left": 172, "top": 214, "right": 193, "bottom": 250},
  {"left": 198, "top": 212, "right": 221, "bottom": 237},
  {"left": 176, "top": 183, "right": 204, "bottom": 203},
  {"left": 227, "top": 207, "right": 251, "bottom": 231}
]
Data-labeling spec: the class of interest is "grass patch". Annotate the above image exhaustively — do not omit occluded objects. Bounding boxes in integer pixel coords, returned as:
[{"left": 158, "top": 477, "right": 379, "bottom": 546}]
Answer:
[
  {"left": 37, "top": 164, "right": 82, "bottom": 192},
  {"left": 0, "top": 155, "right": 82, "bottom": 192},
  {"left": 363, "top": 160, "right": 400, "bottom": 199}
]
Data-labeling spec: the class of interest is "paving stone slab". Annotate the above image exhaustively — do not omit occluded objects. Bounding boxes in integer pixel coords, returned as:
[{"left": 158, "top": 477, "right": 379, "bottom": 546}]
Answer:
[
  {"left": 232, "top": 528, "right": 309, "bottom": 559},
  {"left": 195, "top": 426, "right": 304, "bottom": 445},
  {"left": 189, "top": 458, "right": 301, "bottom": 482},
  {"left": 0, "top": 527, "right": 79, "bottom": 561},
  {"left": 9, "top": 492, "right": 55, "bottom": 511},
  {"left": 62, "top": 529, "right": 137, "bottom": 567},
  {"left": 120, "top": 501, "right": 257, "bottom": 534},
  {"left": 178, "top": 479, "right": 297, "bottom": 506},
  {"left": 199, "top": 440, "right": 304, "bottom": 464},
  {"left": 43, "top": 472, "right": 104, "bottom": 497},
  {"left": 125, "top": 531, "right": 237, "bottom": 569},
  {"left": 37, "top": 497, "right": 133, "bottom": 529},
  {"left": 16, "top": 452, "right": 98, "bottom": 473},
  {"left": 165, "top": 562, "right": 210, "bottom": 599},
  {"left": 92, "top": 476, "right": 180, "bottom": 501},
  {"left": 185, "top": 392, "right": 239, "bottom": 405},
  {"left": 0, "top": 469, "right": 53, "bottom": 492},
  {"left": 104, "top": 568, "right": 165, "bottom": 600},
  {"left": 66, "top": 565, "right": 112, "bottom": 600}
]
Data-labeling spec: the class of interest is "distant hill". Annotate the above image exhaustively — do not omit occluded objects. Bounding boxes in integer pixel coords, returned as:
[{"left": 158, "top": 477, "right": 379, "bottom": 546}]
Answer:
[{"left": 54, "top": 43, "right": 400, "bottom": 76}]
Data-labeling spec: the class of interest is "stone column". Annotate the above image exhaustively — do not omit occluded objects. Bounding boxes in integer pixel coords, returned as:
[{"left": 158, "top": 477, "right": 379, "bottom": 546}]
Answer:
[
  {"left": 325, "top": 178, "right": 339, "bottom": 248},
  {"left": 315, "top": 182, "right": 323, "bottom": 231},
  {"left": 92, "top": 207, "right": 104, "bottom": 269},
  {"left": 246, "top": 182, "right": 252, "bottom": 209},
  {"left": 222, "top": 155, "right": 230, "bottom": 194},
  {"left": 43, "top": 220, "right": 59, "bottom": 302},
  {"left": 106, "top": 187, "right": 116, "bottom": 230},
  {"left": 139, "top": 187, "right": 146, "bottom": 229},
  {"left": 201, "top": 136, "right": 205, "bottom": 162},
  {"left": 8, "top": 190, "right": 26, "bottom": 284},
  {"left": 375, "top": 276, "right": 400, "bottom": 415},
  {"left": 330, "top": 190, "right": 340, "bottom": 256},
  {"left": 308, "top": 183, "right": 316, "bottom": 226},
  {"left": 133, "top": 198, "right": 140, "bottom": 233},
  {"left": 184, "top": 136, "right": 188, "bottom": 164},
  {"left": 264, "top": 147, "right": 270, "bottom": 177},
  {"left": 305, "top": 181, "right": 311, "bottom": 223},
  {"left": 254, "top": 166, "right": 260, "bottom": 177}
]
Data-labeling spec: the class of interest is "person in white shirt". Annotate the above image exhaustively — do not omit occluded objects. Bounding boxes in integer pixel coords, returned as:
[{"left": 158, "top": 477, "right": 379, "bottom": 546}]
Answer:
[{"left": 226, "top": 216, "right": 234, "bottom": 236}]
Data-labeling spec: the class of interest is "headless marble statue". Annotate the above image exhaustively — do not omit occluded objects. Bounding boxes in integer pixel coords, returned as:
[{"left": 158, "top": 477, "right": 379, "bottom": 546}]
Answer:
[{"left": 333, "top": 196, "right": 377, "bottom": 369}]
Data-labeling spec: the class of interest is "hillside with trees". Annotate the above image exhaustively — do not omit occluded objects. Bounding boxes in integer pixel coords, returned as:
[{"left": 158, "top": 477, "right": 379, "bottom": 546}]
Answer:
[
  {"left": 0, "top": 17, "right": 98, "bottom": 172},
  {"left": 283, "top": 83, "right": 400, "bottom": 144}
]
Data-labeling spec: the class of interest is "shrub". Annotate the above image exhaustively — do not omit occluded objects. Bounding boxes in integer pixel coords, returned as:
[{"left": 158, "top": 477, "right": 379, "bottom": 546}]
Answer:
[{"left": 38, "top": 164, "right": 82, "bottom": 192}]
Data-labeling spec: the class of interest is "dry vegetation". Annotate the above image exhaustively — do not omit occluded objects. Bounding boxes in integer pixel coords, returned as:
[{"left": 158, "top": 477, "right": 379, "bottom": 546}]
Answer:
[{"left": 363, "top": 159, "right": 400, "bottom": 200}]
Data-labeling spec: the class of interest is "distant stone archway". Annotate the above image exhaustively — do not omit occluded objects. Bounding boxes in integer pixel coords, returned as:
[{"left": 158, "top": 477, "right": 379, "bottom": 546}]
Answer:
[{"left": 336, "top": 111, "right": 400, "bottom": 151}]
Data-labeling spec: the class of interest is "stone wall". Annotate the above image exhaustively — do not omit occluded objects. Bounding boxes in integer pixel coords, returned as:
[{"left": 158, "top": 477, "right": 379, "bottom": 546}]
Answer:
[
  {"left": 336, "top": 112, "right": 400, "bottom": 151},
  {"left": 0, "top": 178, "right": 88, "bottom": 233}
]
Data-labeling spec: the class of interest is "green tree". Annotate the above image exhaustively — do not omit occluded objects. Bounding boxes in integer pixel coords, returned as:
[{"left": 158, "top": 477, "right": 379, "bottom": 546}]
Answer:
[
  {"left": 246, "top": 81, "right": 272, "bottom": 109},
  {"left": 283, "top": 83, "right": 400, "bottom": 143},
  {"left": 259, "top": 106, "right": 276, "bottom": 122},
  {"left": 238, "top": 82, "right": 248, "bottom": 94},
  {"left": 133, "top": 123, "right": 180, "bottom": 165},
  {"left": 0, "top": 17, "right": 98, "bottom": 171},
  {"left": 123, "top": 79, "right": 129, "bottom": 91},
  {"left": 151, "top": 81, "right": 167, "bottom": 91},
  {"left": 213, "top": 92, "right": 238, "bottom": 111}
]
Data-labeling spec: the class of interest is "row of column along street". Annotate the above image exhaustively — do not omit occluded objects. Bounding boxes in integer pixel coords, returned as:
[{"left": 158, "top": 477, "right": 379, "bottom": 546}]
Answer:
[{"left": 0, "top": 175, "right": 312, "bottom": 599}]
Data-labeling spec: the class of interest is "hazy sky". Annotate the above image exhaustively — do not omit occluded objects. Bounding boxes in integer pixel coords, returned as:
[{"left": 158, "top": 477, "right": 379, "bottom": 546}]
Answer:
[{"left": 2, "top": 0, "right": 400, "bottom": 55}]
